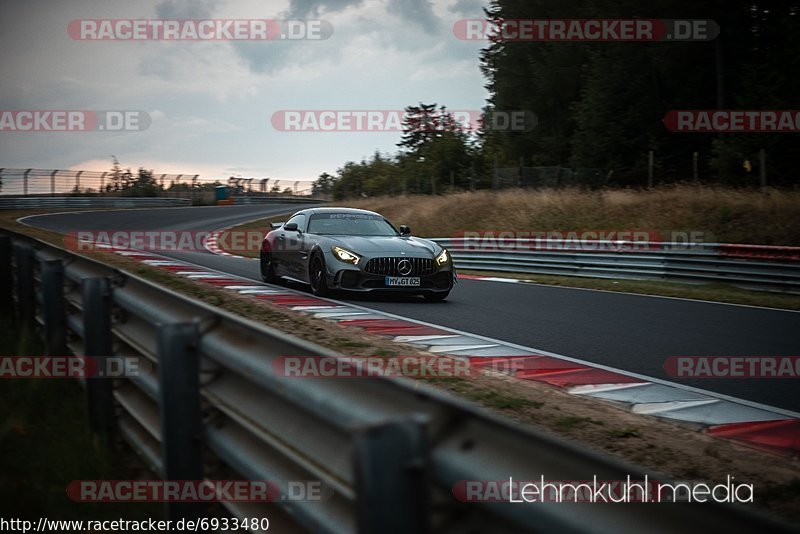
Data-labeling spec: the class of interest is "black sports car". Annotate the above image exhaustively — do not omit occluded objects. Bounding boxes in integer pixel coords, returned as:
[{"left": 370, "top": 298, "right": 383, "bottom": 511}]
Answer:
[{"left": 260, "top": 207, "right": 455, "bottom": 300}]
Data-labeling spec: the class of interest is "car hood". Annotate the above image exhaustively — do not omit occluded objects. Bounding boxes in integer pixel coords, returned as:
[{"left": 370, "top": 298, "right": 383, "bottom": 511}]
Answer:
[{"left": 328, "top": 235, "right": 439, "bottom": 256}]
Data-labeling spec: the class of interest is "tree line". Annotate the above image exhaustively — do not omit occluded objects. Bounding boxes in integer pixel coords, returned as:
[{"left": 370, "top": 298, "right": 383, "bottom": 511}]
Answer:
[{"left": 315, "top": 1, "right": 799, "bottom": 200}]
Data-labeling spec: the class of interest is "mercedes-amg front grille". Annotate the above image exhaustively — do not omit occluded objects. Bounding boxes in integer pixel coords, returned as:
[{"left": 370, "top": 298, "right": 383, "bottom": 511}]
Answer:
[{"left": 364, "top": 257, "right": 436, "bottom": 276}]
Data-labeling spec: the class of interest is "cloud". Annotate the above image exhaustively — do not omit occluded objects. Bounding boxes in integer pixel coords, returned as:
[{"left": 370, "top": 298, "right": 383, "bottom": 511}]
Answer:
[
  {"left": 286, "top": 0, "right": 364, "bottom": 18},
  {"left": 154, "top": 0, "right": 221, "bottom": 19},
  {"left": 448, "top": 0, "right": 486, "bottom": 16},
  {"left": 387, "top": 0, "right": 441, "bottom": 35},
  {"left": 0, "top": 0, "right": 491, "bottom": 184}
]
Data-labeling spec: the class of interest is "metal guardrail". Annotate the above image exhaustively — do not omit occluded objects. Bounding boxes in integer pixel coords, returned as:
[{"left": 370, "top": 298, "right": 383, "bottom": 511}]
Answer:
[
  {"left": 227, "top": 196, "right": 326, "bottom": 205},
  {"left": 433, "top": 238, "right": 800, "bottom": 294},
  {"left": 0, "top": 196, "right": 192, "bottom": 210},
  {"left": 1, "top": 229, "right": 793, "bottom": 533}
]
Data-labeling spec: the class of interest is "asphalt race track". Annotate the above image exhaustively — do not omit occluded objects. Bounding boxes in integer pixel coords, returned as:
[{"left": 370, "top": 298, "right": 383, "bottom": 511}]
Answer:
[{"left": 23, "top": 204, "right": 800, "bottom": 412}]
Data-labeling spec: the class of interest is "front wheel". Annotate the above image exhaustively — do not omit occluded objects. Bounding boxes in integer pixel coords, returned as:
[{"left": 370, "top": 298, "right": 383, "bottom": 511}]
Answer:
[
  {"left": 424, "top": 290, "right": 450, "bottom": 302},
  {"left": 309, "top": 254, "right": 331, "bottom": 296}
]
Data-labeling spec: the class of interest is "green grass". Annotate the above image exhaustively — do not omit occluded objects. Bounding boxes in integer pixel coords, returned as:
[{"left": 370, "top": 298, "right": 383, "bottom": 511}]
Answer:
[
  {"left": 0, "top": 316, "right": 161, "bottom": 519},
  {"left": 607, "top": 427, "right": 642, "bottom": 439},
  {"left": 552, "top": 416, "right": 604, "bottom": 431},
  {"left": 465, "top": 390, "right": 544, "bottom": 410}
]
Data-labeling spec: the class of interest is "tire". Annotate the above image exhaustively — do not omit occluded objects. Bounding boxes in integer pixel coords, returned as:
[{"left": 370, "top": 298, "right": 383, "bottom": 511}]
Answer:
[
  {"left": 309, "top": 253, "right": 331, "bottom": 296},
  {"left": 260, "top": 250, "right": 279, "bottom": 284},
  {"left": 424, "top": 290, "right": 450, "bottom": 302}
]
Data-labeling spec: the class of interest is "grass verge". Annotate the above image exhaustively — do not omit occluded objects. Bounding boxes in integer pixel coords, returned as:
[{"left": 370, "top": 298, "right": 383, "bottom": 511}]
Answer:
[
  {"left": 0, "top": 316, "right": 162, "bottom": 519},
  {"left": 344, "top": 186, "right": 800, "bottom": 246}
]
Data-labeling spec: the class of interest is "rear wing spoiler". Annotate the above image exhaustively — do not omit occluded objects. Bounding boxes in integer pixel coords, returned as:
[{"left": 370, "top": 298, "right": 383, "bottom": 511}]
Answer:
[{"left": 270, "top": 222, "right": 284, "bottom": 230}]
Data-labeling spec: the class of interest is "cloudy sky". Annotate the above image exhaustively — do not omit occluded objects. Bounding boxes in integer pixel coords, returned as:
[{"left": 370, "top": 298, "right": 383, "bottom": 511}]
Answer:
[{"left": 0, "top": 0, "right": 490, "bottom": 189}]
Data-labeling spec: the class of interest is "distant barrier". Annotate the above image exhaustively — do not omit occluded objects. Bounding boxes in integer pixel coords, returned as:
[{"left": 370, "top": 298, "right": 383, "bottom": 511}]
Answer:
[
  {"left": 0, "top": 196, "right": 192, "bottom": 210},
  {"left": 433, "top": 238, "right": 800, "bottom": 294}
]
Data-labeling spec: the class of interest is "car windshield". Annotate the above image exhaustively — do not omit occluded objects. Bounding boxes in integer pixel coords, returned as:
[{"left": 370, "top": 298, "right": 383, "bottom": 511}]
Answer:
[{"left": 307, "top": 213, "right": 398, "bottom": 236}]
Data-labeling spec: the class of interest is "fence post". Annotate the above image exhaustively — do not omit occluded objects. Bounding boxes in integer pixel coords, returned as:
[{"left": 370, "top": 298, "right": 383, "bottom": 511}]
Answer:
[
  {"left": 50, "top": 170, "right": 57, "bottom": 195},
  {"left": 13, "top": 242, "right": 35, "bottom": 325},
  {"left": 354, "top": 415, "right": 430, "bottom": 534},
  {"left": 82, "top": 277, "right": 115, "bottom": 436},
  {"left": 157, "top": 321, "right": 204, "bottom": 521},
  {"left": 692, "top": 152, "right": 699, "bottom": 182},
  {"left": 759, "top": 149, "right": 767, "bottom": 189},
  {"left": 647, "top": 150, "right": 654, "bottom": 189},
  {"left": 24, "top": 168, "right": 31, "bottom": 196},
  {"left": 40, "top": 258, "right": 66, "bottom": 356}
]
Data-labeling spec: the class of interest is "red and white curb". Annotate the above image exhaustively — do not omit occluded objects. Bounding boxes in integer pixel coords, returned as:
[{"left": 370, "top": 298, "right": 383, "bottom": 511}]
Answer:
[
  {"left": 204, "top": 227, "right": 259, "bottom": 259},
  {"left": 99, "top": 242, "right": 800, "bottom": 458}
]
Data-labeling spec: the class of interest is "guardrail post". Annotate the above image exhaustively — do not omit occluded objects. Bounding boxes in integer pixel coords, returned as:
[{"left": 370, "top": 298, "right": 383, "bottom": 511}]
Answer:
[
  {"left": 82, "top": 277, "right": 115, "bottom": 436},
  {"left": 13, "top": 242, "right": 35, "bottom": 325},
  {"left": 40, "top": 258, "right": 66, "bottom": 356},
  {"left": 0, "top": 236, "right": 12, "bottom": 319},
  {"left": 157, "top": 321, "right": 204, "bottom": 521},
  {"left": 353, "top": 415, "right": 430, "bottom": 534}
]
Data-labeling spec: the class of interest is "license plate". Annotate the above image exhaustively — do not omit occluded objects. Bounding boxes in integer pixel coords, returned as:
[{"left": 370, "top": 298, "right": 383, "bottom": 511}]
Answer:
[{"left": 385, "top": 276, "right": 421, "bottom": 287}]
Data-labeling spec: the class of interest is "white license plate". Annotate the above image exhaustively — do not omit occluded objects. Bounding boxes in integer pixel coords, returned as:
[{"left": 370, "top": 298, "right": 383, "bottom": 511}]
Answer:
[{"left": 385, "top": 276, "right": 421, "bottom": 287}]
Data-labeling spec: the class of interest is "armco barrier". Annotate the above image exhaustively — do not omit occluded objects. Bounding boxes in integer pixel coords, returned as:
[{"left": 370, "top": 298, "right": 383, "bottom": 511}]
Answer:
[
  {"left": 1, "top": 230, "right": 794, "bottom": 533},
  {"left": 226, "top": 196, "right": 325, "bottom": 205},
  {"left": 0, "top": 196, "right": 191, "bottom": 210},
  {"left": 433, "top": 238, "right": 800, "bottom": 294}
]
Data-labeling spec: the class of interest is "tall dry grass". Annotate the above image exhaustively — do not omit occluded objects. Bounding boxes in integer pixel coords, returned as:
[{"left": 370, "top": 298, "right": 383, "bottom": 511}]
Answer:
[{"left": 343, "top": 185, "right": 800, "bottom": 245}]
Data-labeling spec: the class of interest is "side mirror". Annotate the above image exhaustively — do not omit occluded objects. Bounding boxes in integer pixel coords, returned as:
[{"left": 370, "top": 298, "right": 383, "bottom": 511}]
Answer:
[
  {"left": 284, "top": 222, "right": 299, "bottom": 232},
  {"left": 399, "top": 225, "right": 411, "bottom": 235}
]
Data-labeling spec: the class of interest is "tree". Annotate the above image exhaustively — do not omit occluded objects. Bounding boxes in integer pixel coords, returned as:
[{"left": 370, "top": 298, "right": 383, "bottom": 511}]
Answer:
[
  {"left": 121, "top": 168, "right": 159, "bottom": 197},
  {"left": 311, "top": 172, "right": 335, "bottom": 196}
]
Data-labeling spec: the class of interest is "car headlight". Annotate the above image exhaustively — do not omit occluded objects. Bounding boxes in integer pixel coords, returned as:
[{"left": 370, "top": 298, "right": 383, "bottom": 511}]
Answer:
[
  {"left": 332, "top": 246, "right": 360, "bottom": 265},
  {"left": 435, "top": 248, "right": 450, "bottom": 266}
]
